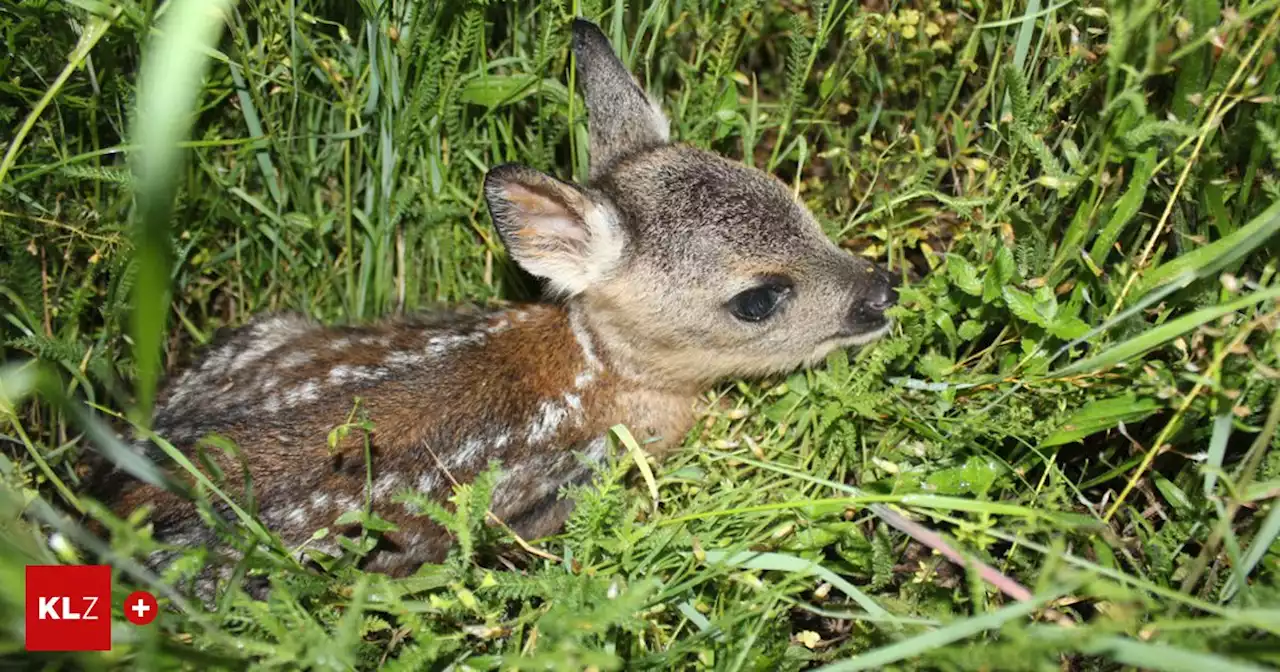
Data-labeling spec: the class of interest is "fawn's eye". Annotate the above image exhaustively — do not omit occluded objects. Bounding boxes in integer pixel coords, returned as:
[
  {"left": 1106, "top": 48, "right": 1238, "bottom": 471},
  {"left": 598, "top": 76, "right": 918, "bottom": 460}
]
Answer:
[{"left": 727, "top": 283, "right": 791, "bottom": 323}]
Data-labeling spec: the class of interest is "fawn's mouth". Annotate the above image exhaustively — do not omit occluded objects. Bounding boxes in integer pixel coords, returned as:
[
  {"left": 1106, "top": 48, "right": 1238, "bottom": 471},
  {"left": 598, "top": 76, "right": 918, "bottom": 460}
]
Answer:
[
  {"left": 829, "top": 320, "right": 893, "bottom": 347},
  {"left": 805, "top": 322, "right": 892, "bottom": 368}
]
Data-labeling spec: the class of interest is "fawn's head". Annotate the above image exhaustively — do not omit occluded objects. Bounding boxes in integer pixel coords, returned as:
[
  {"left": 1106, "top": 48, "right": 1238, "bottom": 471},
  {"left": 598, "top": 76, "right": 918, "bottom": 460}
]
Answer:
[{"left": 484, "top": 19, "right": 898, "bottom": 389}]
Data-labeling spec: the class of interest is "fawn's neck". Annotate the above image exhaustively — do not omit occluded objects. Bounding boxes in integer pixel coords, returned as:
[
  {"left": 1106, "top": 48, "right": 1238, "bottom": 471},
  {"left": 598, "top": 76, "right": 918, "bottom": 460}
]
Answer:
[
  {"left": 497, "top": 302, "right": 699, "bottom": 456},
  {"left": 396, "top": 302, "right": 697, "bottom": 544},
  {"left": 355, "top": 303, "right": 700, "bottom": 507}
]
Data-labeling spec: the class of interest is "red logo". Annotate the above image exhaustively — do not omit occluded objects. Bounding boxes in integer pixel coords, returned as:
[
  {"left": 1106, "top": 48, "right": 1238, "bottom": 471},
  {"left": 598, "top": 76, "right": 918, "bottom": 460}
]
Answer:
[
  {"left": 123, "top": 590, "right": 158, "bottom": 626},
  {"left": 25, "top": 565, "right": 111, "bottom": 651}
]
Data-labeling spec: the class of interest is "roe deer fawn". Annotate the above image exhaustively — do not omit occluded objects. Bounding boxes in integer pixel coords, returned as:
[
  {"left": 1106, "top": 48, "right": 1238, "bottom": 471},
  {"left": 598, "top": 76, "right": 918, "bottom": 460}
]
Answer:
[{"left": 98, "top": 19, "right": 899, "bottom": 589}]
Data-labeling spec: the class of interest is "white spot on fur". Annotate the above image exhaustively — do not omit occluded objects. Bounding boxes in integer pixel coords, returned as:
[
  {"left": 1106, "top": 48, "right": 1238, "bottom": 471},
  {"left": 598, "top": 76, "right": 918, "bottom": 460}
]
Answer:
[
  {"left": 263, "top": 394, "right": 282, "bottom": 414},
  {"left": 491, "top": 462, "right": 534, "bottom": 508},
  {"left": 374, "top": 473, "right": 401, "bottom": 499},
  {"left": 385, "top": 350, "right": 425, "bottom": 367},
  {"left": 253, "top": 316, "right": 300, "bottom": 337},
  {"left": 364, "top": 553, "right": 393, "bottom": 573},
  {"left": 228, "top": 317, "right": 308, "bottom": 372},
  {"left": 310, "top": 492, "right": 330, "bottom": 510},
  {"left": 485, "top": 316, "right": 511, "bottom": 334},
  {"left": 494, "top": 431, "right": 510, "bottom": 449},
  {"left": 328, "top": 337, "right": 352, "bottom": 351},
  {"left": 329, "top": 365, "right": 387, "bottom": 384},
  {"left": 563, "top": 393, "right": 584, "bottom": 420},
  {"left": 167, "top": 373, "right": 197, "bottom": 407},
  {"left": 286, "top": 381, "right": 320, "bottom": 406},
  {"left": 301, "top": 539, "right": 340, "bottom": 559},
  {"left": 454, "top": 437, "right": 486, "bottom": 468},
  {"left": 584, "top": 436, "right": 608, "bottom": 462},
  {"left": 287, "top": 507, "right": 308, "bottom": 527},
  {"left": 334, "top": 493, "right": 360, "bottom": 513},
  {"left": 494, "top": 451, "right": 582, "bottom": 510},
  {"left": 280, "top": 351, "right": 313, "bottom": 368},
  {"left": 528, "top": 401, "right": 567, "bottom": 444},
  {"left": 416, "top": 471, "right": 440, "bottom": 494},
  {"left": 425, "top": 332, "right": 485, "bottom": 357},
  {"left": 199, "top": 345, "right": 234, "bottom": 374},
  {"left": 569, "top": 309, "right": 603, "bottom": 389},
  {"left": 228, "top": 342, "right": 276, "bottom": 372}
]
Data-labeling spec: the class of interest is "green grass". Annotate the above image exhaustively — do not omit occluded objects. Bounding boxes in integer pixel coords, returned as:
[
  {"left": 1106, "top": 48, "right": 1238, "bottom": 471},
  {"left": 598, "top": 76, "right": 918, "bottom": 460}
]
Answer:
[{"left": 3, "top": 0, "right": 1280, "bottom": 668}]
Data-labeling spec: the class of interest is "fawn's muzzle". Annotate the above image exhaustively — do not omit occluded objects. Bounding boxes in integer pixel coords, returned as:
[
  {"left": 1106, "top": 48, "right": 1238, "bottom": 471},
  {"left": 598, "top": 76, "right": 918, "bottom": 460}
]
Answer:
[{"left": 845, "top": 266, "right": 899, "bottom": 332}]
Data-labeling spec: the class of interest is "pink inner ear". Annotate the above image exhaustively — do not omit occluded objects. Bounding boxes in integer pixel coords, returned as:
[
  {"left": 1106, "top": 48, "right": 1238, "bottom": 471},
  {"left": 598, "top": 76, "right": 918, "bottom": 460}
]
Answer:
[
  {"left": 530, "top": 213, "right": 590, "bottom": 243},
  {"left": 502, "top": 184, "right": 590, "bottom": 244}
]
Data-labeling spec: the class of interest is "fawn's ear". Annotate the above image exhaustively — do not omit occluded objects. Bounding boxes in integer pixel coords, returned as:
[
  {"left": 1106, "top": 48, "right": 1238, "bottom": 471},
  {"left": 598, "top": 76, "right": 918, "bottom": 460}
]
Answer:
[
  {"left": 572, "top": 18, "right": 670, "bottom": 180},
  {"left": 484, "top": 163, "right": 626, "bottom": 297}
]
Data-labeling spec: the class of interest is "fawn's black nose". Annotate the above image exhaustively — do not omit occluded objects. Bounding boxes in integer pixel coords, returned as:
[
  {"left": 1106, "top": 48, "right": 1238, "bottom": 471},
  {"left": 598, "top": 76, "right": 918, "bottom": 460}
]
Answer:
[
  {"left": 865, "top": 267, "right": 899, "bottom": 312},
  {"left": 845, "top": 266, "right": 899, "bottom": 333}
]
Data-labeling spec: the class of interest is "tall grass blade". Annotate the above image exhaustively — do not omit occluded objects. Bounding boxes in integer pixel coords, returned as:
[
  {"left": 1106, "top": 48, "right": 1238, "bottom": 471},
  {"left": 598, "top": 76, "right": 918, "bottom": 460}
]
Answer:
[
  {"left": 1082, "top": 635, "right": 1272, "bottom": 672},
  {"left": 1203, "top": 412, "right": 1233, "bottom": 496},
  {"left": 1137, "top": 198, "right": 1280, "bottom": 297},
  {"left": 701, "top": 549, "right": 891, "bottom": 620},
  {"left": 1053, "top": 285, "right": 1280, "bottom": 377},
  {"left": 1220, "top": 501, "right": 1280, "bottom": 602},
  {"left": 812, "top": 589, "right": 1065, "bottom": 671},
  {"left": 129, "top": 0, "right": 238, "bottom": 423}
]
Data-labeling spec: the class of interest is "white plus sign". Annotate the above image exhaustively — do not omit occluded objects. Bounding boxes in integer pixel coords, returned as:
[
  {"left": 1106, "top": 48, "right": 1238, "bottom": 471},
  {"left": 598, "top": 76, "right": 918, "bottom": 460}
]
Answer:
[{"left": 131, "top": 599, "right": 151, "bottom": 619}]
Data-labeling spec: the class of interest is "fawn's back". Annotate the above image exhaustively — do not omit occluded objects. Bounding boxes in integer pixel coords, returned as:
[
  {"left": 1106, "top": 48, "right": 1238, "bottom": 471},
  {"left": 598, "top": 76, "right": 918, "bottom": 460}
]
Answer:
[
  {"left": 115, "top": 305, "right": 663, "bottom": 575},
  {"left": 101, "top": 19, "right": 899, "bottom": 583}
]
